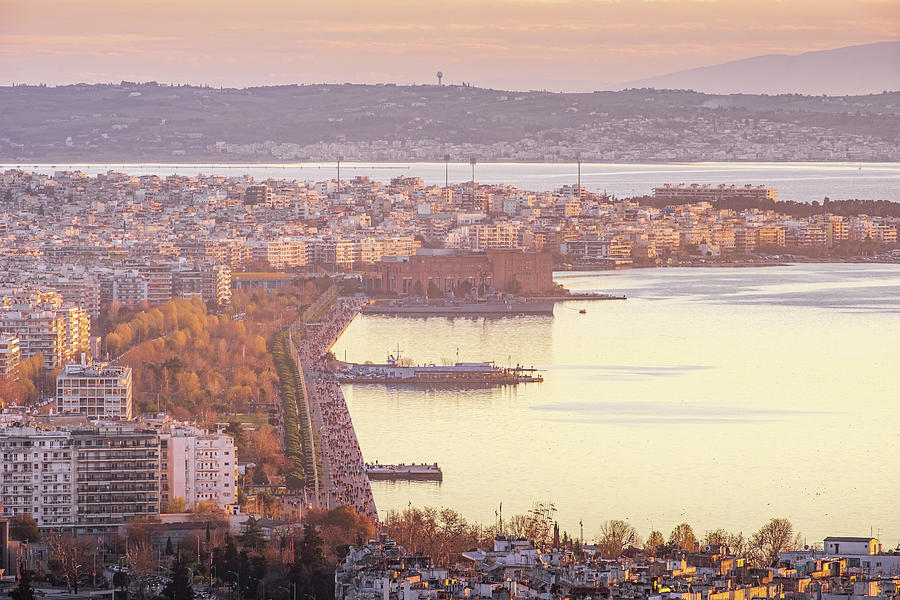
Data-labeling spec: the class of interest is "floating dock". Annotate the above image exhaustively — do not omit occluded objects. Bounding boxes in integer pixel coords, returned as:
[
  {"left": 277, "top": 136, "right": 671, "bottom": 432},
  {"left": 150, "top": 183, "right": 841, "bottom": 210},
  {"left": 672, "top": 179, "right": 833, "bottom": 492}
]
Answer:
[{"left": 366, "top": 463, "right": 443, "bottom": 482}]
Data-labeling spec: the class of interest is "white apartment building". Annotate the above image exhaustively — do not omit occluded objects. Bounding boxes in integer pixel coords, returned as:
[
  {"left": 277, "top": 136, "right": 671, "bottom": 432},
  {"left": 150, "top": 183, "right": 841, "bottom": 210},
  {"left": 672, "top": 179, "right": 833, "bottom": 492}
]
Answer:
[
  {"left": 0, "top": 428, "right": 76, "bottom": 528},
  {"left": 156, "top": 421, "right": 236, "bottom": 511},
  {"left": 0, "top": 424, "right": 161, "bottom": 533},
  {"left": 56, "top": 362, "right": 134, "bottom": 420}
]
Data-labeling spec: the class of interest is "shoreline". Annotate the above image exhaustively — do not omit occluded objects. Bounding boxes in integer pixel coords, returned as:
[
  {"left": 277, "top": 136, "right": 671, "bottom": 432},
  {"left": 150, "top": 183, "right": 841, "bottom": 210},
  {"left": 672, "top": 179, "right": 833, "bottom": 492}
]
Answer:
[{"left": 4, "top": 159, "right": 900, "bottom": 167}]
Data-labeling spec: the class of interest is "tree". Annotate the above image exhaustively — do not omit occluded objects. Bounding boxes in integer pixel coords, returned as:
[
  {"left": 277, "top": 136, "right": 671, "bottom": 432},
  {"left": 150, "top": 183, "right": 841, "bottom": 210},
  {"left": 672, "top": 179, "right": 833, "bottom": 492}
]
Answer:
[
  {"left": 290, "top": 524, "right": 331, "bottom": 600},
  {"left": 704, "top": 528, "right": 730, "bottom": 547},
  {"left": 10, "top": 560, "right": 36, "bottom": 600},
  {"left": 10, "top": 514, "right": 40, "bottom": 542},
  {"left": 162, "top": 552, "right": 195, "bottom": 600},
  {"left": 749, "top": 518, "right": 802, "bottom": 567},
  {"left": 644, "top": 530, "right": 665, "bottom": 557},
  {"left": 46, "top": 531, "right": 91, "bottom": 594},
  {"left": 165, "top": 497, "right": 187, "bottom": 513},
  {"left": 669, "top": 523, "right": 697, "bottom": 551},
  {"left": 595, "top": 519, "right": 638, "bottom": 559},
  {"left": 240, "top": 516, "right": 266, "bottom": 551},
  {"left": 507, "top": 502, "right": 557, "bottom": 546},
  {"left": 166, "top": 536, "right": 174, "bottom": 557},
  {"left": 127, "top": 540, "right": 159, "bottom": 600}
]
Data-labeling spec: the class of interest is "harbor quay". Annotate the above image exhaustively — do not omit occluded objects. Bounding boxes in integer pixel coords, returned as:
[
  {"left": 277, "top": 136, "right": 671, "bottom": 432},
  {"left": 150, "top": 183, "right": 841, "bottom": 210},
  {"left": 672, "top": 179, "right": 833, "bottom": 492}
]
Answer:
[{"left": 295, "top": 296, "right": 378, "bottom": 522}]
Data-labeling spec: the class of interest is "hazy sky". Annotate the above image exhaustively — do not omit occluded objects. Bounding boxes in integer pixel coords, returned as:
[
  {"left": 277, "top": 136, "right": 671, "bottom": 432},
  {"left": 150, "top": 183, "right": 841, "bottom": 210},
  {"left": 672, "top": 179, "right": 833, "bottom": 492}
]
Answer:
[{"left": 1, "top": 0, "right": 898, "bottom": 91}]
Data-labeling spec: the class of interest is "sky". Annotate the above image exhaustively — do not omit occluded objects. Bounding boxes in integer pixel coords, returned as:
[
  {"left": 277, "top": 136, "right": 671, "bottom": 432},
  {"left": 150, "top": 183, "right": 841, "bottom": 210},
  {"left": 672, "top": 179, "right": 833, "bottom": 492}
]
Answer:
[{"left": 1, "top": 0, "right": 898, "bottom": 91}]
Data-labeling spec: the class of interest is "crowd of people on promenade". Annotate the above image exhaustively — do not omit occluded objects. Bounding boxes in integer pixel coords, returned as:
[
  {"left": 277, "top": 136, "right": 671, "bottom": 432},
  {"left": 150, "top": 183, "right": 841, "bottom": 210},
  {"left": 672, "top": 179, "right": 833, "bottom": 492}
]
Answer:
[{"left": 296, "top": 297, "right": 378, "bottom": 522}]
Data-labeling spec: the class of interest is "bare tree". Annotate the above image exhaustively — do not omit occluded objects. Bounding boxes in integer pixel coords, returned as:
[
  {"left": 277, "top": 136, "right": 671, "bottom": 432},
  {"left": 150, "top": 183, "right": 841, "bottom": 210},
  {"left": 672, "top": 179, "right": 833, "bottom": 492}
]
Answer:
[
  {"left": 669, "top": 523, "right": 698, "bottom": 551},
  {"left": 595, "top": 520, "right": 639, "bottom": 559},
  {"left": 127, "top": 540, "right": 160, "bottom": 600},
  {"left": 506, "top": 502, "right": 557, "bottom": 546},
  {"left": 749, "top": 518, "right": 802, "bottom": 567},
  {"left": 703, "top": 528, "right": 748, "bottom": 556},
  {"left": 45, "top": 532, "right": 92, "bottom": 594}
]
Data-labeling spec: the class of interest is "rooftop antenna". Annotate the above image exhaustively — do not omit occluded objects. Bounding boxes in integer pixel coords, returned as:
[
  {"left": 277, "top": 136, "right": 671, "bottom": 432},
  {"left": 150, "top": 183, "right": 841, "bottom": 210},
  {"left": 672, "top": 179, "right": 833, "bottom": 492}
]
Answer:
[{"left": 437, "top": 71, "right": 443, "bottom": 86}]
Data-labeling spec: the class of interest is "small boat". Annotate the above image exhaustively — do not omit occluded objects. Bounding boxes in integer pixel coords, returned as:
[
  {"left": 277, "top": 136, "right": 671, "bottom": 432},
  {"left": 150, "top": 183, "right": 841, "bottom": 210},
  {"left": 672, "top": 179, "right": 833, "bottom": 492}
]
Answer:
[{"left": 579, "top": 309, "right": 587, "bottom": 314}]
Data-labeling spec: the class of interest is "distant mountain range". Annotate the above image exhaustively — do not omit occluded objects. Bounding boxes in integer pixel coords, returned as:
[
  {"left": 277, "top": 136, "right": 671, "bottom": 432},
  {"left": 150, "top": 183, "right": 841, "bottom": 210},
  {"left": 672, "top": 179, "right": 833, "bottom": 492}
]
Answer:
[{"left": 618, "top": 42, "right": 900, "bottom": 95}]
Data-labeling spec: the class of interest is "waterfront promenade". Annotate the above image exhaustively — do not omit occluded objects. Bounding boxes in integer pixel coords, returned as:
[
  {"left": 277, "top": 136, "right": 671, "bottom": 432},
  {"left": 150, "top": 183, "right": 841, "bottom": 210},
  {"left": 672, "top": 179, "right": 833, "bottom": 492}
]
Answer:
[{"left": 295, "top": 297, "right": 378, "bottom": 522}]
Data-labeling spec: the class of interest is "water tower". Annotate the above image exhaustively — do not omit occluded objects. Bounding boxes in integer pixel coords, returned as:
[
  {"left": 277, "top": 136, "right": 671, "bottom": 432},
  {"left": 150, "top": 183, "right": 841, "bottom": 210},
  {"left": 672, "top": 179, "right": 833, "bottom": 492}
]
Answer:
[{"left": 437, "top": 71, "right": 443, "bottom": 86}]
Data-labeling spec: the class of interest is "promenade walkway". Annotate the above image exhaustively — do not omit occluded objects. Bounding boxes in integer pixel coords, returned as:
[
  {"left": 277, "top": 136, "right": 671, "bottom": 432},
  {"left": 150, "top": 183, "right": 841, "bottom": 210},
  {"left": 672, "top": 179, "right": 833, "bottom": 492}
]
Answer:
[{"left": 294, "top": 297, "right": 377, "bottom": 522}]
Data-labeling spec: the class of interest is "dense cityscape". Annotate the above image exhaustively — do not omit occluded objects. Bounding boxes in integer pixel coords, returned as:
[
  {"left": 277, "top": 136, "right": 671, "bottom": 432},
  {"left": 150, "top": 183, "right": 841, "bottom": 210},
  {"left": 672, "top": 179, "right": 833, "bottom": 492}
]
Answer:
[
  {"left": 2, "top": 1, "right": 900, "bottom": 599},
  {"left": 0, "top": 164, "right": 899, "bottom": 600}
]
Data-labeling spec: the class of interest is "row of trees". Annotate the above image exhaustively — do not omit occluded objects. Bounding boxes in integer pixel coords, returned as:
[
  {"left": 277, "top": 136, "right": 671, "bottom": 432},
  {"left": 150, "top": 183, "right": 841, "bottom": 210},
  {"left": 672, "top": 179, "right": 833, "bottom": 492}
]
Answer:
[
  {"left": 270, "top": 329, "right": 316, "bottom": 490},
  {"left": 635, "top": 195, "right": 900, "bottom": 218},
  {"left": 595, "top": 517, "right": 803, "bottom": 567},
  {"left": 384, "top": 504, "right": 804, "bottom": 569}
]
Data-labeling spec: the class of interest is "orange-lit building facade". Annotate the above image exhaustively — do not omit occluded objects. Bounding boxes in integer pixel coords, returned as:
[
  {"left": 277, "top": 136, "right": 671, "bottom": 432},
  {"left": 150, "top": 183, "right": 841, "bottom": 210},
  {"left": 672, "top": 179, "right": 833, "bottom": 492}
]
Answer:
[{"left": 362, "top": 250, "right": 553, "bottom": 296}]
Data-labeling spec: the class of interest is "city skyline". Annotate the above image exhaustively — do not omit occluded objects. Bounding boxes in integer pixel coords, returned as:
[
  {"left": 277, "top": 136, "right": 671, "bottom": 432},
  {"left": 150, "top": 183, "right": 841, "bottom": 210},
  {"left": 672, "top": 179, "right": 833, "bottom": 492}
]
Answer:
[{"left": 1, "top": 0, "right": 898, "bottom": 91}]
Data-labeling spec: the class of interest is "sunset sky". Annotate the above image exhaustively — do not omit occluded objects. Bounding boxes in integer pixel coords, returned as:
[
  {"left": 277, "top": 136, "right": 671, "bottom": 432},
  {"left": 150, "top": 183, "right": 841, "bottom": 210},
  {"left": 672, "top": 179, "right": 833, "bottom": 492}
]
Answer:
[{"left": 1, "top": 0, "right": 898, "bottom": 91}]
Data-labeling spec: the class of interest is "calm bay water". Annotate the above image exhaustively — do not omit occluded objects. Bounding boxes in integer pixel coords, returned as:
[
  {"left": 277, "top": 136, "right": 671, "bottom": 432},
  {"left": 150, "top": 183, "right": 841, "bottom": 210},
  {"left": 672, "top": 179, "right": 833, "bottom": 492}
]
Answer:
[
  {"left": 5, "top": 161, "right": 900, "bottom": 203},
  {"left": 332, "top": 263, "right": 900, "bottom": 546}
]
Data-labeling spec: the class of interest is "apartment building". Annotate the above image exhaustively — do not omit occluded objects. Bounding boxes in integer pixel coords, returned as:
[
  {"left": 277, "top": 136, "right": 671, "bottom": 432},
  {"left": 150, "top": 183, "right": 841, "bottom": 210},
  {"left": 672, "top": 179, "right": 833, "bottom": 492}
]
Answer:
[
  {"left": 244, "top": 184, "right": 272, "bottom": 205},
  {"left": 56, "top": 362, "right": 133, "bottom": 420},
  {"left": 248, "top": 239, "right": 309, "bottom": 269},
  {"left": 156, "top": 421, "right": 236, "bottom": 511},
  {"left": 99, "top": 270, "right": 149, "bottom": 306},
  {"left": 0, "top": 335, "right": 20, "bottom": 380},
  {"left": 0, "top": 428, "right": 76, "bottom": 529},
  {"left": 0, "top": 289, "right": 91, "bottom": 369},
  {"left": 137, "top": 262, "right": 174, "bottom": 305},
  {"left": 70, "top": 425, "right": 159, "bottom": 533},
  {"left": 171, "top": 262, "right": 232, "bottom": 305},
  {"left": 473, "top": 223, "right": 521, "bottom": 250},
  {"left": 655, "top": 184, "right": 778, "bottom": 202}
]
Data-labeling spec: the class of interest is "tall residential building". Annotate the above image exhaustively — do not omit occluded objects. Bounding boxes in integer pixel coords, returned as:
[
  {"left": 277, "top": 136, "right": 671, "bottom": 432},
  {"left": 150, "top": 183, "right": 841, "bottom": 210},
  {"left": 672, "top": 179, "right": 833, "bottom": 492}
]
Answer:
[
  {"left": 171, "top": 262, "right": 232, "bottom": 305},
  {"left": 0, "top": 289, "right": 91, "bottom": 369},
  {"left": 137, "top": 262, "right": 174, "bottom": 305},
  {"left": 154, "top": 421, "right": 237, "bottom": 511},
  {"left": 71, "top": 425, "right": 160, "bottom": 533},
  {"left": 56, "top": 362, "right": 134, "bottom": 420},
  {"left": 244, "top": 184, "right": 272, "bottom": 205},
  {"left": 0, "top": 335, "right": 20, "bottom": 380},
  {"left": 0, "top": 428, "right": 77, "bottom": 529},
  {"left": 99, "top": 270, "right": 149, "bottom": 306}
]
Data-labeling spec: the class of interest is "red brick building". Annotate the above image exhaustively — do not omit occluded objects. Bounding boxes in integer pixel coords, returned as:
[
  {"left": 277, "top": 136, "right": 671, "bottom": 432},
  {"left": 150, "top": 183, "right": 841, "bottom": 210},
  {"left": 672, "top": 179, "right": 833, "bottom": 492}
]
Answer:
[{"left": 362, "top": 250, "right": 553, "bottom": 296}]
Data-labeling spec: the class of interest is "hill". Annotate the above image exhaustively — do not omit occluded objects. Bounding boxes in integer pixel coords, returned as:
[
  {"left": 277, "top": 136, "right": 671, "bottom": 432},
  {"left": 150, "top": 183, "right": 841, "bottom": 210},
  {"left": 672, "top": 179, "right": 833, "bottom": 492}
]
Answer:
[
  {"left": 618, "top": 42, "right": 900, "bottom": 96},
  {"left": 1, "top": 83, "right": 899, "bottom": 162}
]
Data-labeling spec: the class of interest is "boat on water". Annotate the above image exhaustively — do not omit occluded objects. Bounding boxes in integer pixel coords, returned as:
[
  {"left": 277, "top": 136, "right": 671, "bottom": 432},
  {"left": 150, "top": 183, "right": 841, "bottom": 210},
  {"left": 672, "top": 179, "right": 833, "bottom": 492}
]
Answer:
[
  {"left": 365, "top": 462, "right": 443, "bottom": 482},
  {"left": 336, "top": 352, "right": 543, "bottom": 385}
]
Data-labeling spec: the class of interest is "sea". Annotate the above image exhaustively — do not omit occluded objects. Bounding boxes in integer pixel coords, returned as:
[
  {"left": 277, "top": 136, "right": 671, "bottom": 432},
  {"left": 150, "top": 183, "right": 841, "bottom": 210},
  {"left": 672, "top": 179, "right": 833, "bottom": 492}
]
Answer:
[
  {"left": 3, "top": 161, "right": 900, "bottom": 203},
  {"left": 331, "top": 263, "right": 900, "bottom": 546}
]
